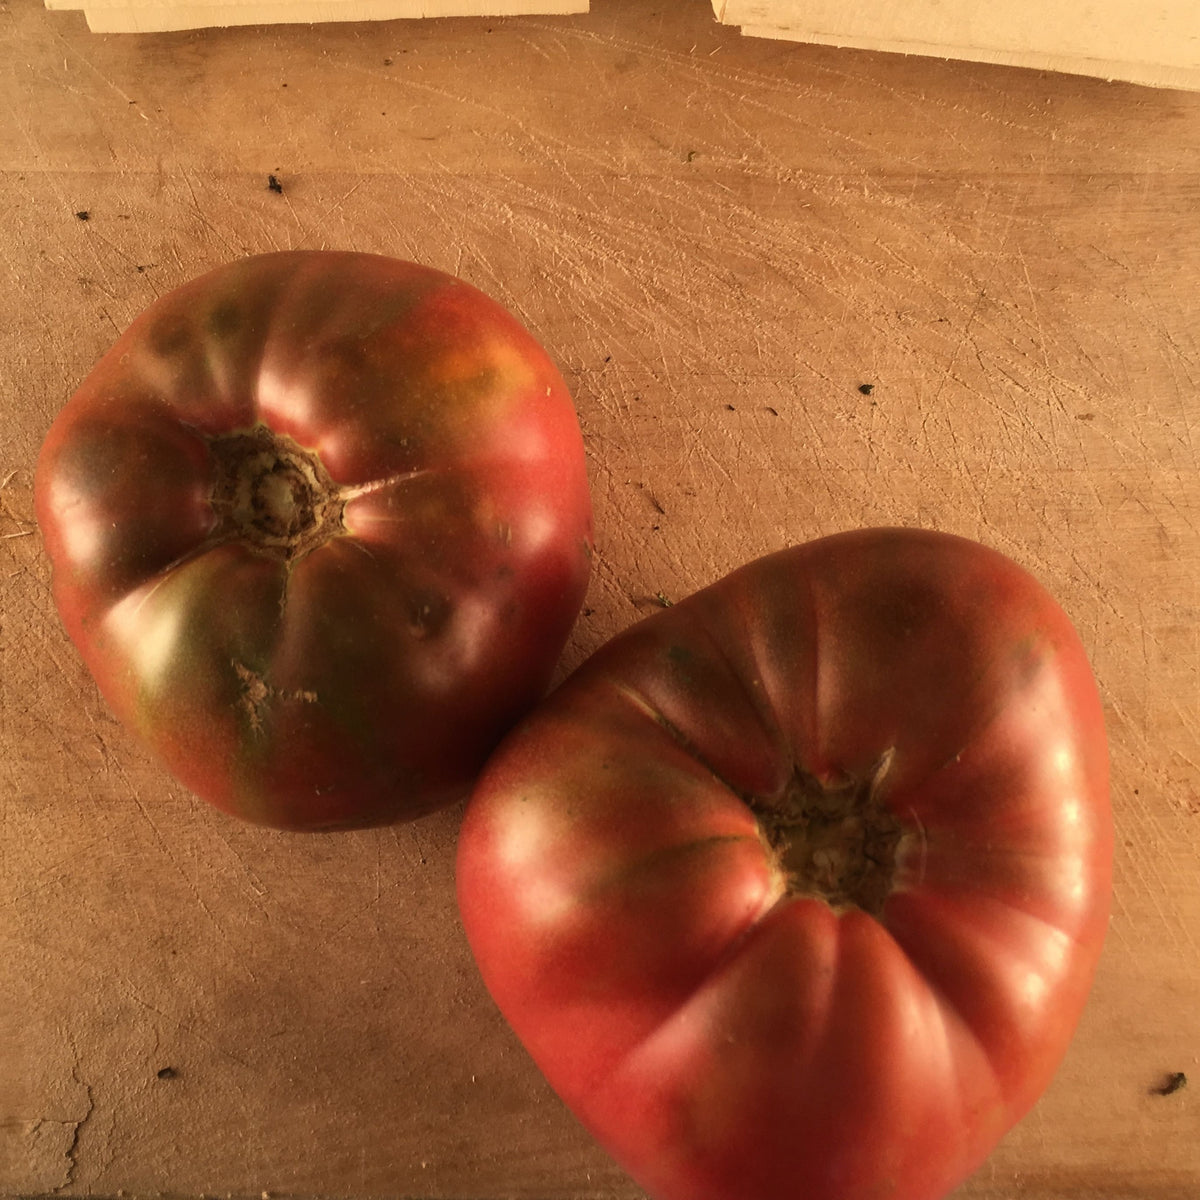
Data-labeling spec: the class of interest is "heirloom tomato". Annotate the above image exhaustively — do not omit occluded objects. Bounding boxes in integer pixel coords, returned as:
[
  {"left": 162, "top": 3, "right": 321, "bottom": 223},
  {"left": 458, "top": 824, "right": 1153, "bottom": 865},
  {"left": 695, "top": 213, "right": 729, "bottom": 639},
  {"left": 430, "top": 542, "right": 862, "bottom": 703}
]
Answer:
[
  {"left": 458, "top": 528, "right": 1111, "bottom": 1200},
  {"left": 36, "top": 251, "right": 593, "bottom": 830}
]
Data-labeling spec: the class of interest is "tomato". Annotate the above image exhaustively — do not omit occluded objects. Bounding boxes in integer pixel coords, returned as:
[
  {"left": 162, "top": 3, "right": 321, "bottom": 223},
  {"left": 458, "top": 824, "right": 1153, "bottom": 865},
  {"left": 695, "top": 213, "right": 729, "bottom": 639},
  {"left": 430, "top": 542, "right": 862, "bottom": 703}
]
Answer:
[
  {"left": 457, "top": 528, "right": 1111, "bottom": 1200},
  {"left": 36, "top": 251, "right": 593, "bottom": 830}
]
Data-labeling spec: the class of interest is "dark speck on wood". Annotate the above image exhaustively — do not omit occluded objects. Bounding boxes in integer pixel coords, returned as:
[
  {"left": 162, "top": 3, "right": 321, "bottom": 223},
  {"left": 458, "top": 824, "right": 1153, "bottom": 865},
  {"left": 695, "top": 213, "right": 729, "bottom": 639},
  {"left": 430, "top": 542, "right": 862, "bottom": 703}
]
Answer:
[{"left": 1152, "top": 1071, "right": 1187, "bottom": 1096}]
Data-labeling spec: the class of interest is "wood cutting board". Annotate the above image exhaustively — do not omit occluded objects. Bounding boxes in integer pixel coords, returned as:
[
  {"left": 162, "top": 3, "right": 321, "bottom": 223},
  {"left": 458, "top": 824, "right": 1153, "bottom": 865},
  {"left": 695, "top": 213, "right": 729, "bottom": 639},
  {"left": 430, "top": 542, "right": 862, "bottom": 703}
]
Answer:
[{"left": 2, "top": 2, "right": 1198, "bottom": 1197}]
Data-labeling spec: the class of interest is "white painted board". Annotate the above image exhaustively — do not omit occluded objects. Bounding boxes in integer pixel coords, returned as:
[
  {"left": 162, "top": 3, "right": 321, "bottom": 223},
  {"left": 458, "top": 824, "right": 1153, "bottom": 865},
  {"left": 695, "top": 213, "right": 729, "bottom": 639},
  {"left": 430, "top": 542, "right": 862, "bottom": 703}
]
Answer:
[
  {"left": 45, "top": 0, "right": 587, "bottom": 33},
  {"left": 713, "top": 0, "right": 1200, "bottom": 91}
]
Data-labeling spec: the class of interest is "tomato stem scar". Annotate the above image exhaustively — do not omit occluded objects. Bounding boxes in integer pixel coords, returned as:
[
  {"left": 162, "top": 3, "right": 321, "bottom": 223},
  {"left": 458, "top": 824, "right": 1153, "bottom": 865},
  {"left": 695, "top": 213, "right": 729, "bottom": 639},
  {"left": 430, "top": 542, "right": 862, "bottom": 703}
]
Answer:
[
  {"left": 753, "top": 749, "right": 904, "bottom": 917},
  {"left": 208, "top": 425, "right": 344, "bottom": 561}
]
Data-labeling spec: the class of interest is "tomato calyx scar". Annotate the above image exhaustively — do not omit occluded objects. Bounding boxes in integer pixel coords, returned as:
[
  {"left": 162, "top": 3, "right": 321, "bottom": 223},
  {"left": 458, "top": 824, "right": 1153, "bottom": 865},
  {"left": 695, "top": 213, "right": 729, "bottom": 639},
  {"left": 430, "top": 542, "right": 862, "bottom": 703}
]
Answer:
[
  {"left": 208, "top": 425, "right": 345, "bottom": 561},
  {"left": 752, "top": 748, "right": 903, "bottom": 917}
]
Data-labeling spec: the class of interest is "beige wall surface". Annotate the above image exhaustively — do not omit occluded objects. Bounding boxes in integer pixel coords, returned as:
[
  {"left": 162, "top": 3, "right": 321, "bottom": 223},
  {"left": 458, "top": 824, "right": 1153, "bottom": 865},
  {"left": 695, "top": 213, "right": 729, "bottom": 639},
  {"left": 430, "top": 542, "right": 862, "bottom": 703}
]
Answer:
[{"left": 2, "top": 1, "right": 1198, "bottom": 1198}]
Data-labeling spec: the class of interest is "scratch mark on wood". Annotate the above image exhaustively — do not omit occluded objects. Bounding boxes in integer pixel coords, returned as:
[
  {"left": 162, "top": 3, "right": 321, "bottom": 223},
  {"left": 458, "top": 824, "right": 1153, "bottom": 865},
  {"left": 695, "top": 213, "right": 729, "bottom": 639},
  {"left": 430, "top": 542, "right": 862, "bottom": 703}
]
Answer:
[{"left": 48, "top": 1065, "right": 94, "bottom": 1194}]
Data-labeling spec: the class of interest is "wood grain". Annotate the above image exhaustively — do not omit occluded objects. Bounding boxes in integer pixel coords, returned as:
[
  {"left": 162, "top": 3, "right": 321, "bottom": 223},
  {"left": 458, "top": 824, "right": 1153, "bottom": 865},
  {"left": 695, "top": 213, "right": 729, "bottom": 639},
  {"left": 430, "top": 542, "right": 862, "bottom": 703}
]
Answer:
[{"left": 2, "top": 1, "right": 1198, "bottom": 1197}]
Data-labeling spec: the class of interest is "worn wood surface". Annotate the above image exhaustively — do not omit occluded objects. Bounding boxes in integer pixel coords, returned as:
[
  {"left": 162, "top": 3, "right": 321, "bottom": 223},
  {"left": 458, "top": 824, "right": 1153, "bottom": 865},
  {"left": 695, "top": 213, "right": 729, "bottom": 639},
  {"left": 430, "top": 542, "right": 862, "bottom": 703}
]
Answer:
[{"left": 2, "top": 0, "right": 1198, "bottom": 1196}]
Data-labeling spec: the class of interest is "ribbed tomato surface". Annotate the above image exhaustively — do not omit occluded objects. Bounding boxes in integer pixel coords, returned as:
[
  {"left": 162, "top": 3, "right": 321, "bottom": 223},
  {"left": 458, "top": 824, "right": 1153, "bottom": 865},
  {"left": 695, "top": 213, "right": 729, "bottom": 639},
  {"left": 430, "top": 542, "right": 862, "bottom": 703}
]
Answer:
[
  {"left": 37, "top": 251, "right": 593, "bottom": 830},
  {"left": 458, "top": 528, "right": 1110, "bottom": 1200}
]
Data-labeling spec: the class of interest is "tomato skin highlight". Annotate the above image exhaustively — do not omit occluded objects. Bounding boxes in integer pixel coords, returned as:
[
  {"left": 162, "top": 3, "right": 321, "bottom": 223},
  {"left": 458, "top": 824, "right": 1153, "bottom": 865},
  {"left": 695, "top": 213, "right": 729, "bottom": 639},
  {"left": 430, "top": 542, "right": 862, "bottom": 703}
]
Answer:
[
  {"left": 36, "top": 251, "right": 593, "bottom": 830},
  {"left": 457, "top": 527, "right": 1111, "bottom": 1200}
]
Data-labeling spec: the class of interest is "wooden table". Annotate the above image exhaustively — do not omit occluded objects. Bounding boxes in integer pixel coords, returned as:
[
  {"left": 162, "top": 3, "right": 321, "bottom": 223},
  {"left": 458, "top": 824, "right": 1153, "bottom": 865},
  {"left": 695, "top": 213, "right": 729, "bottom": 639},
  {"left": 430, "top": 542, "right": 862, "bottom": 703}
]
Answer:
[{"left": 3, "top": 1, "right": 1197, "bottom": 1196}]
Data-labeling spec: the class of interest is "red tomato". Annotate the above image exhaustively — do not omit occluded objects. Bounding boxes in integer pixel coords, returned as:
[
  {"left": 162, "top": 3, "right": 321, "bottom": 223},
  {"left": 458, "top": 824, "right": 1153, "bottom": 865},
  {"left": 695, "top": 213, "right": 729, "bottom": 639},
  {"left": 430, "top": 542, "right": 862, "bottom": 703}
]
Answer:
[
  {"left": 36, "top": 251, "right": 593, "bottom": 830},
  {"left": 458, "top": 528, "right": 1111, "bottom": 1200}
]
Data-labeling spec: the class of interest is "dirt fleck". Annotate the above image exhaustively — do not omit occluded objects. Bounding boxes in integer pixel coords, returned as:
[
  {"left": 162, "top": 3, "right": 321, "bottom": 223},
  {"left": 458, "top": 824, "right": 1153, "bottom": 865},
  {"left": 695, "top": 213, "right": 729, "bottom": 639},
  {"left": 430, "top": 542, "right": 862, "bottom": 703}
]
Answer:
[
  {"left": 1152, "top": 1071, "right": 1187, "bottom": 1096},
  {"left": 75, "top": 210, "right": 90, "bottom": 221},
  {"left": 267, "top": 174, "right": 284, "bottom": 194},
  {"left": 858, "top": 383, "right": 874, "bottom": 395},
  {"left": 630, "top": 591, "right": 674, "bottom": 610}
]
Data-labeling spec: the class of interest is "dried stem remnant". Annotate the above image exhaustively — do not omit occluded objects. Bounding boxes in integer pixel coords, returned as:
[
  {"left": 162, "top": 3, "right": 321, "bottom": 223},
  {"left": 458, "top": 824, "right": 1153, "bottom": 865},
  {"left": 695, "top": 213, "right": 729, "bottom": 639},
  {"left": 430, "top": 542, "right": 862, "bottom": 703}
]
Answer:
[
  {"left": 208, "top": 425, "right": 345, "bottom": 561},
  {"left": 753, "top": 750, "right": 903, "bottom": 916}
]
